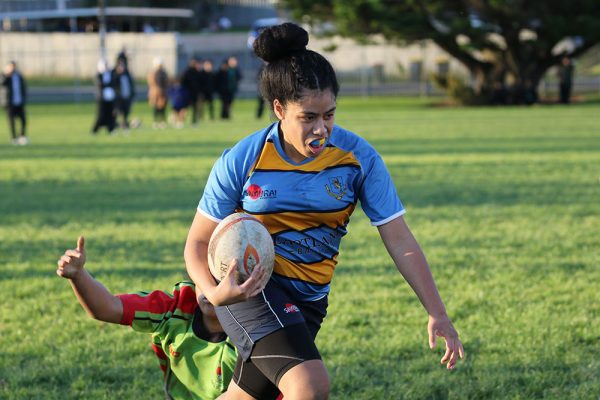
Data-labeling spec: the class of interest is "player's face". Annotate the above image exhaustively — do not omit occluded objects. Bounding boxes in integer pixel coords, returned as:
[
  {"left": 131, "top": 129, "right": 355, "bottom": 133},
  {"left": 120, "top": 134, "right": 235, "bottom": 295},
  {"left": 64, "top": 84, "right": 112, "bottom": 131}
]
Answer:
[{"left": 274, "top": 89, "right": 336, "bottom": 163}]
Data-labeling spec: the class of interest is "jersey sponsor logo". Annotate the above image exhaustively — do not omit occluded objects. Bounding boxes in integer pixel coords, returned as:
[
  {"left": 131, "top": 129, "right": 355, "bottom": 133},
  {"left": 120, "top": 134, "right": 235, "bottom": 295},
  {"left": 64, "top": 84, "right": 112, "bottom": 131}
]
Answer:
[
  {"left": 325, "top": 176, "right": 347, "bottom": 200},
  {"left": 283, "top": 303, "right": 300, "bottom": 313},
  {"left": 243, "top": 184, "right": 277, "bottom": 201},
  {"left": 275, "top": 229, "right": 343, "bottom": 257},
  {"left": 168, "top": 343, "right": 181, "bottom": 358}
]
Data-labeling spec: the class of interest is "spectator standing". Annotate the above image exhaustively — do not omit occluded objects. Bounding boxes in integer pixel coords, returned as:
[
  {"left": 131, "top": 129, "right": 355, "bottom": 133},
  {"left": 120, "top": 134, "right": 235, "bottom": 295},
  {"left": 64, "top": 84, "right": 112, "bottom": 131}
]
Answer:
[
  {"left": 113, "top": 59, "right": 135, "bottom": 131},
  {"left": 147, "top": 57, "right": 169, "bottom": 129},
  {"left": 216, "top": 56, "right": 242, "bottom": 120},
  {"left": 168, "top": 78, "right": 189, "bottom": 129},
  {"left": 2, "top": 61, "right": 28, "bottom": 145},
  {"left": 216, "top": 60, "right": 229, "bottom": 119},
  {"left": 181, "top": 58, "right": 202, "bottom": 126},
  {"left": 558, "top": 55, "right": 574, "bottom": 104},
  {"left": 116, "top": 47, "right": 129, "bottom": 69},
  {"left": 91, "top": 59, "right": 117, "bottom": 135},
  {"left": 199, "top": 59, "right": 215, "bottom": 120}
]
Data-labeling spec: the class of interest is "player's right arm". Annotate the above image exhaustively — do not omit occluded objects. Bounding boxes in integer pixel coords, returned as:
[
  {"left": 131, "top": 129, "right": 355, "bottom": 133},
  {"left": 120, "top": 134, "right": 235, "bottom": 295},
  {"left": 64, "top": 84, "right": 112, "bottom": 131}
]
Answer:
[
  {"left": 56, "top": 236, "right": 123, "bottom": 324},
  {"left": 184, "top": 211, "right": 265, "bottom": 306}
]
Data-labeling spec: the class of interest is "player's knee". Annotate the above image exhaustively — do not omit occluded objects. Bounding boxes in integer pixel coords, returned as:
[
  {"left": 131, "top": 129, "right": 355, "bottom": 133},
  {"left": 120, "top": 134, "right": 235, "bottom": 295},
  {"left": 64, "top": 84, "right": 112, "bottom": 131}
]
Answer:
[{"left": 307, "top": 376, "right": 330, "bottom": 400}]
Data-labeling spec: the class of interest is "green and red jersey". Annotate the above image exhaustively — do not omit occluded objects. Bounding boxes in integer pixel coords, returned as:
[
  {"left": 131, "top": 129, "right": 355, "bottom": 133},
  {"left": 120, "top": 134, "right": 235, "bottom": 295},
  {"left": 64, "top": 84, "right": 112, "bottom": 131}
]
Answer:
[{"left": 118, "top": 281, "right": 236, "bottom": 400}]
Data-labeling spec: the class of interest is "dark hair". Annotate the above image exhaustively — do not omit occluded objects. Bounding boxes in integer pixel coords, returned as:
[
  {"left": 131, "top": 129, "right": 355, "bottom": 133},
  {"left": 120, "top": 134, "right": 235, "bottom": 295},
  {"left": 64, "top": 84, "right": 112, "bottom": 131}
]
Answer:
[{"left": 253, "top": 22, "right": 339, "bottom": 107}]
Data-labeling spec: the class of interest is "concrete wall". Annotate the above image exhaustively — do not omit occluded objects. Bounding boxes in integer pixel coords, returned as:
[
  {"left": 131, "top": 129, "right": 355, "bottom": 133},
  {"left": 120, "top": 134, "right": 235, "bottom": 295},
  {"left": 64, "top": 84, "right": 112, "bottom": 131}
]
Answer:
[
  {"left": 0, "top": 32, "right": 465, "bottom": 80},
  {"left": 0, "top": 32, "right": 179, "bottom": 79}
]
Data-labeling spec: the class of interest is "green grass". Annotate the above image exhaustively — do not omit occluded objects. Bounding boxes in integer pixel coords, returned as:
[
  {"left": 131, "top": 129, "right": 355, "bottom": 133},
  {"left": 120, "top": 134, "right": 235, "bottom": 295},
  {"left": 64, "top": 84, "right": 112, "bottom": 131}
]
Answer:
[{"left": 0, "top": 97, "right": 598, "bottom": 399}]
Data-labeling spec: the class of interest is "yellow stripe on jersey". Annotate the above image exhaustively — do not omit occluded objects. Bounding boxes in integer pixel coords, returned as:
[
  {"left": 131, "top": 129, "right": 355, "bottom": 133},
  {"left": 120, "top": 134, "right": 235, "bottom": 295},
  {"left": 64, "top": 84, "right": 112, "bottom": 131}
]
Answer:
[
  {"left": 253, "top": 141, "right": 360, "bottom": 172},
  {"left": 274, "top": 254, "right": 338, "bottom": 284},
  {"left": 251, "top": 205, "right": 356, "bottom": 234}
]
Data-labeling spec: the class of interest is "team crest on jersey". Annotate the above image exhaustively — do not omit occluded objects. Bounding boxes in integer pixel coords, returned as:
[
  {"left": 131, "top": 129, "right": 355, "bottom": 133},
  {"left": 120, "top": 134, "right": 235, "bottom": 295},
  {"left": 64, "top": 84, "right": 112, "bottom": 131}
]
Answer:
[{"left": 325, "top": 176, "right": 347, "bottom": 200}]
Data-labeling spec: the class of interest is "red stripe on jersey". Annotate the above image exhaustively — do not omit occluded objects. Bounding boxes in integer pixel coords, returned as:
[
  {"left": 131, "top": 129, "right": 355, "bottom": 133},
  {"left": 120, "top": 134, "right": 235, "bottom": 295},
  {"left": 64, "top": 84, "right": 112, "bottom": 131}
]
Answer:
[
  {"left": 152, "top": 343, "right": 168, "bottom": 360},
  {"left": 117, "top": 284, "right": 197, "bottom": 325},
  {"left": 152, "top": 343, "right": 169, "bottom": 377}
]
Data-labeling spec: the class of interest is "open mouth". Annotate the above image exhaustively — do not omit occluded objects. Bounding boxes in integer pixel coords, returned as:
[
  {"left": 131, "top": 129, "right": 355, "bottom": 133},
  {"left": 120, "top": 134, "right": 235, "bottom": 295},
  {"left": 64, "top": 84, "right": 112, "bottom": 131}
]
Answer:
[{"left": 308, "top": 138, "right": 326, "bottom": 153}]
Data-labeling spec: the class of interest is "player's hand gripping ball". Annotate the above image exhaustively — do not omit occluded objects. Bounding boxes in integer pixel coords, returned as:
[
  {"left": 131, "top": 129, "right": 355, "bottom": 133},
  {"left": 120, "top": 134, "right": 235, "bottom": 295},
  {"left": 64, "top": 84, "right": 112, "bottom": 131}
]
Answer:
[{"left": 208, "top": 212, "right": 274, "bottom": 290}]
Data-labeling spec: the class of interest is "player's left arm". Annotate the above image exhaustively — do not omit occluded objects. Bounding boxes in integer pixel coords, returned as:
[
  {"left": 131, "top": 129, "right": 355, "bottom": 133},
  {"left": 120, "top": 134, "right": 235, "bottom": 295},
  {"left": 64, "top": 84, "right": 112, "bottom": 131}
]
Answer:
[
  {"left": 377, "top": 216, "right": 465, "bottom": 369},
  {"left": 57, "top": 236, "right": 123, "bottom": 324}
]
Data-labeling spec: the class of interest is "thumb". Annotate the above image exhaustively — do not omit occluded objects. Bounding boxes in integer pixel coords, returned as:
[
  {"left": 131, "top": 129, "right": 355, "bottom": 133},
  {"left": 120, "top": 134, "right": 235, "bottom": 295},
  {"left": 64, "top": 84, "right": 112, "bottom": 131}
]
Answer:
[
  {"left": 225, "top": 258, "right": 239, "bottom": 281},
  {"left": 77, "top": 236, "right": 85, "bottom": 252},
  {"left": 429, "top": 328, "right": 437, "bottom": 349}
]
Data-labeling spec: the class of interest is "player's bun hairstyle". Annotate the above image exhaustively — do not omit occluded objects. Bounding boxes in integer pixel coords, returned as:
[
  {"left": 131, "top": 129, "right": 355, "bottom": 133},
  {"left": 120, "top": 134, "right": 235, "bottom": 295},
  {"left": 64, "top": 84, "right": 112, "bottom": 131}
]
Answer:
[{"left": 253, "top": 22, "right": 339, "bottom": 106}]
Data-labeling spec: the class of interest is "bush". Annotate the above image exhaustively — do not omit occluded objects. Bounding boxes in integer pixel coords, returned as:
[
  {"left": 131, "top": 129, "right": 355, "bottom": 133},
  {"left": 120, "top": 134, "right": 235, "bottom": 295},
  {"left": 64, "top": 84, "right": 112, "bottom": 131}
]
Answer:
[{"left": 432, "top": 73, "right": 479, "bottom": 105}]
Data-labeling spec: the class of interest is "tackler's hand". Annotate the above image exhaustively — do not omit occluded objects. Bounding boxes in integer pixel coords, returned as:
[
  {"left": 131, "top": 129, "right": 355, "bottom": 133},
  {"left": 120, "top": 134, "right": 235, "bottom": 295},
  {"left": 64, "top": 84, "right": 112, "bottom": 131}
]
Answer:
[{"left": 56, "top": 236, "right": 87, "bottom": 279}]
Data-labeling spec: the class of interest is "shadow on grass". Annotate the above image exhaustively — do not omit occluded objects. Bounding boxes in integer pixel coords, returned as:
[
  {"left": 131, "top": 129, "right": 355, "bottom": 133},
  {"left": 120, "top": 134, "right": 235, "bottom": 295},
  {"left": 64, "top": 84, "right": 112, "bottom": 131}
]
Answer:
[
  {"left": 0, "top": 235, "right": 188, "bottom": 281},
  {"left": 2, "top": 127, "right": 598, "bottom": 161},
  {"left": 1, "top": 166, "right": 596, "bottom": 229},
  {"left": 0, "top": 140, "right": 232, "bottom": 161},
  {"left": 0, "top": 176, "right": 202, "bottom": 224},
  {"left": 368, "top": 136, "right": 600, "bottom": 157},
  {"left": 0, "top": 264, "right": 182, "bottom": 282}
]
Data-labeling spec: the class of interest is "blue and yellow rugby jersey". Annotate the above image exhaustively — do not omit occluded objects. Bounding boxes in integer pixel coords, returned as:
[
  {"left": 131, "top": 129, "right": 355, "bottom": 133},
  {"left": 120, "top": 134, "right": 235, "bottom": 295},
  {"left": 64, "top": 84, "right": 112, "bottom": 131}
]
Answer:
[{"left": 199, "top": 122, "right": 405, "bottom": 301}]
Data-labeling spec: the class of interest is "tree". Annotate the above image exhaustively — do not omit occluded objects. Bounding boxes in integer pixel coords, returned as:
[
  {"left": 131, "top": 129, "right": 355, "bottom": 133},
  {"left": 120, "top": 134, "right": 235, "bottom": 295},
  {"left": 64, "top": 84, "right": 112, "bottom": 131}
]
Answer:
[{"left": 284, "top": 0, "right": 600, "bottom": 104}]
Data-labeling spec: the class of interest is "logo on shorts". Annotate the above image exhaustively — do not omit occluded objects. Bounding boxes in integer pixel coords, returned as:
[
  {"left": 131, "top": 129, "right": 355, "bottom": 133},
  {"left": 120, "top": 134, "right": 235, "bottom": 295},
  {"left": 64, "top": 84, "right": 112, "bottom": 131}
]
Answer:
[{"left": 283, "top": 303, "right": 300, "bottom": 313}]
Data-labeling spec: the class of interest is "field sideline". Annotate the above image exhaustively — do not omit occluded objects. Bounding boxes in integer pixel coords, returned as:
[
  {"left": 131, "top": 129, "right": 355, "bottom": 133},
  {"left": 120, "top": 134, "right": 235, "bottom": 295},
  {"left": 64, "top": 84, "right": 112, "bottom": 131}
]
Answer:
[{"left": 0, "top": 97, "right": 598, "bottom": 399}]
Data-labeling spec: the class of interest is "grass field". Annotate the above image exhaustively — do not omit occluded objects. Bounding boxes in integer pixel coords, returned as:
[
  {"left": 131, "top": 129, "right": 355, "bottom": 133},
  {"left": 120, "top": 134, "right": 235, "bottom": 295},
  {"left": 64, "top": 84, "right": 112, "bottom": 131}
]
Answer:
[{"left": 0, "top": 97, "right": 598, "bottom": 399}]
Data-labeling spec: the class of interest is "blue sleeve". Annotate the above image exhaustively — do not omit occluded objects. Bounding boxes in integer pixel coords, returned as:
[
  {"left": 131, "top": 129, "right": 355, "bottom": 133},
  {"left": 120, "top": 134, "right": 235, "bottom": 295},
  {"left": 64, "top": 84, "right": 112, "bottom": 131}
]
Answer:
[
  {"left": 357, "top": 147, "right": 405, "bottom": 226},
  {"left": 198, "top": 149, "right": 245, "bottom": 221},
  {"left": 198, "top": 125, "right": 274, "bottom": 221}
]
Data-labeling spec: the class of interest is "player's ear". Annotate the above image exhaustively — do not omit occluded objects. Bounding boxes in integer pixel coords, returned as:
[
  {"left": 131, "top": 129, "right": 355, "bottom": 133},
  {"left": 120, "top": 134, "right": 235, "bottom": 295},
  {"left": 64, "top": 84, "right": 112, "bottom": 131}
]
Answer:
[{"left": 273, "top": 99, "right": 285, "bottom": 120}]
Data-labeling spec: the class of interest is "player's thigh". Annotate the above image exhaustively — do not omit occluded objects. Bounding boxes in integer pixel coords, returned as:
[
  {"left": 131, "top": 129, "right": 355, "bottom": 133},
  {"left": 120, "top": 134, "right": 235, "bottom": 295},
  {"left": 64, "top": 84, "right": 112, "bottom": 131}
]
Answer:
[
  {"left": 278, "top": 359, "right": 330, "bottom": 400},
  {"left": 232, "top": 354, "right": 280, "bottom": 400},
  {"left": 249, "top": 324, "right": 326, "bottom": 398}
]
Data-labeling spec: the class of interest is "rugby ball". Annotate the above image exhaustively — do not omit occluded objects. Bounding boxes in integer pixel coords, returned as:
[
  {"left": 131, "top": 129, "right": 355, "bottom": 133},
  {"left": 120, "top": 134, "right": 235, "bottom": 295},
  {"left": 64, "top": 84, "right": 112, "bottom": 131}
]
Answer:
[{"left": 208, "top": 212, "right": 274, "bottom": 289}]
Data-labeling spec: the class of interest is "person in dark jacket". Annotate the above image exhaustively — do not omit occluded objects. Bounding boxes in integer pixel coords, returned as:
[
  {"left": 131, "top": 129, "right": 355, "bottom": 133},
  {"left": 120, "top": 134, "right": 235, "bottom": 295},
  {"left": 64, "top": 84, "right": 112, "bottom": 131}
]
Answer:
[
  {"left": 181, "top": 58, "right": 202, "bottom": 126},
  {"left": 113, "top": 59, "right": 135, "bottom": 130},
  {"left": 91, "top": 59, "right": 117, "bottom": 134},
  {"left": 216, "top": 56, "right": 242, "bottom": 120},
  {"left": 2, "top": 61, "right": 28, "bottom": 145},
  {"left": 199, "top": 59, "right": 216, "bottom": 120},
  {"left": 558, "top": 55, "right": 574, "bottom": 104}
]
